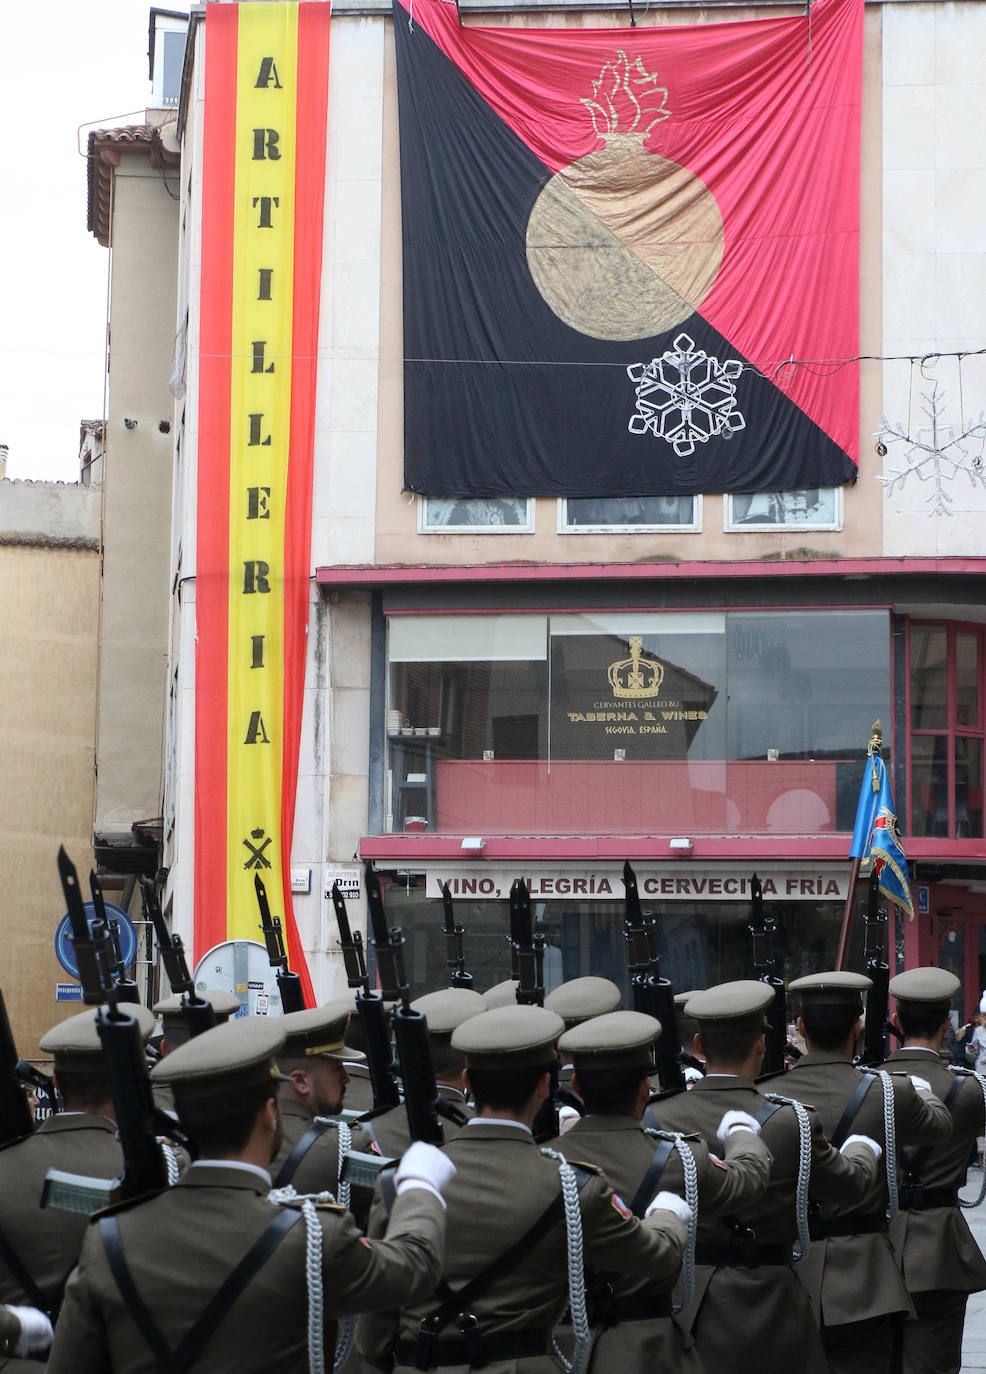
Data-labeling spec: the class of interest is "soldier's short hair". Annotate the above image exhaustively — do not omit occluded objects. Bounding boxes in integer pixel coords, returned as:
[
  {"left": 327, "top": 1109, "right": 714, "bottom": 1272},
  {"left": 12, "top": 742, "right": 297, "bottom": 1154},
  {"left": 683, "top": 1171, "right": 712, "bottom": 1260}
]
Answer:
[
  {"left": 429, "top": 1040, "right": 466, "bottom": 1082},
  {"left": 573, "top": 1064, "right": 647, "bottom": 1116},
  {"left": 177, "top": 1079, "right": 277, "bottom": 1157},
  {"left": 697, "top": 1022, "right": 764, "bottom": 1067},
  {"left": 801, "top": 1002, "right": 861, "bottom": 1052},
  {"left": 896, "top": 1000, "right": 951, "bottom": 1040},
  {"left": 54, "top": 1065, "right": 112, "bottom": 1111},
  {"left": 466, "top": 1062, "right": 552, "bottom": 1114}
]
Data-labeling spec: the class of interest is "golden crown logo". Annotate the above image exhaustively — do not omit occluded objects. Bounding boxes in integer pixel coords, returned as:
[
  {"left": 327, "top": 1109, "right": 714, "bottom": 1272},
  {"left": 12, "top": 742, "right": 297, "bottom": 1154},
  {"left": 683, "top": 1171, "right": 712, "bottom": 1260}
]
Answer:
[{"left": 608, "top": 637, "right": 664, "bottom": 698}]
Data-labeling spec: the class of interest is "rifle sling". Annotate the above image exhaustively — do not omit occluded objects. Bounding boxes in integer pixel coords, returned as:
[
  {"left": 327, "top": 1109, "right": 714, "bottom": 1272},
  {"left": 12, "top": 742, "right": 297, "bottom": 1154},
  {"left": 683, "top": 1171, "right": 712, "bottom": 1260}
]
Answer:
[
  {"left": 100, "top": 1207, "right": 301, "bottom": 1374},
  {"left": 420, "top": 1166, "right": 593, "bottom": 1339},
  {"left": 630, "top": 1137, "right": 676, "bottom": 1219},
  {"left": 273, "top": 1119, "right": 333, "bottom": 1189},
  {"left": 830, "top": 1075, "right": 875, "bottom": 1150},
  {"left": 903, "top": 1074, "right": 964, "bottom": 1182},
  {"left": 0, "top": 1220, "right": 47, "bottom": 1312}
]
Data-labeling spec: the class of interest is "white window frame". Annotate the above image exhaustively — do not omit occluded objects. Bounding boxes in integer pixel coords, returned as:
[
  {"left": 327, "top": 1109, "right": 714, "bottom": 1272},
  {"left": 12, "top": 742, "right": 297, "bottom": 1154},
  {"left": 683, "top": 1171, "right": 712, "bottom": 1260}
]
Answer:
[
  {"left": 556, "top": 495, "right": 701, "bottom": 534},
  {"left": 150, "top": 12, "right": 189, "bottom": 109},
  {"left": 418, "top": 497, "right": 534, "bottom": 534},
  {"left": 723, "top": 487, "right": 843, "bottom": 532}
]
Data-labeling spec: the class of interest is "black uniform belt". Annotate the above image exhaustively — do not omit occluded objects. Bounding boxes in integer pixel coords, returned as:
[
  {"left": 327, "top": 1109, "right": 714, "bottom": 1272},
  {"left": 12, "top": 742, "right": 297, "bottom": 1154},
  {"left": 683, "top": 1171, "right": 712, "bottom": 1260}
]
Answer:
[
  {"left": 898, "top": 1187, "right": 959, "bottom": 1211},
  {"left": 396, "top": 1327, "right": 550, "bottom": 1367},
  {"left": 590, "top": 1290, "right": 673, "bottom": 1325},
  {"left": 694, "top": 1241, "right": 790, "bottom": 1268},
  {"left": 809, "top": 1212, "right": 887, "bottom": 1240}
]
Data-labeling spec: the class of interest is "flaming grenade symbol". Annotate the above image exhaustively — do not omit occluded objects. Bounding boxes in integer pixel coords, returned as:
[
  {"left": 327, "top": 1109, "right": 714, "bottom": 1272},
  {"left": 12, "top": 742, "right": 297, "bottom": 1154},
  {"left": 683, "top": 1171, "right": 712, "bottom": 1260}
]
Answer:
[
  {"left": 525, "top": 52, "right": 724, "bottom": 343},
  {"left": 627, "top": 335, "right": 745, "bottom": 457}
]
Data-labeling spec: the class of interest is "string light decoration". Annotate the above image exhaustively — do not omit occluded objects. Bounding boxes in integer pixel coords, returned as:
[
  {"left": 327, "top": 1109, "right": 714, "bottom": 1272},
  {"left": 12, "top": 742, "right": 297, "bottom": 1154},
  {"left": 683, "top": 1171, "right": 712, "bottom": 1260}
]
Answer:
[{"left": 876, "top": 373, "right": 986, "bottom": 518}]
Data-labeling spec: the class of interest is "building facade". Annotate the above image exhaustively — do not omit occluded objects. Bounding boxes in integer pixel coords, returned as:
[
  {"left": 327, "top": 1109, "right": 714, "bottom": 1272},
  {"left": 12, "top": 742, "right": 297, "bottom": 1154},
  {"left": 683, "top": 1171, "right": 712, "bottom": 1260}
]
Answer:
[{"left": 163, "top": 0, "right": 986, "bottom": 1013}]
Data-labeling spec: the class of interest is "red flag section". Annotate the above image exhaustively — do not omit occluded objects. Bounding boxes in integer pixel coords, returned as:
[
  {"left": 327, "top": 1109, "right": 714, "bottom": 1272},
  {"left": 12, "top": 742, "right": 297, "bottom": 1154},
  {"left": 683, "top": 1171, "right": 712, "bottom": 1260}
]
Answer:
[{"left": 396, "top": 0, "right": 862, "bottom": 492}]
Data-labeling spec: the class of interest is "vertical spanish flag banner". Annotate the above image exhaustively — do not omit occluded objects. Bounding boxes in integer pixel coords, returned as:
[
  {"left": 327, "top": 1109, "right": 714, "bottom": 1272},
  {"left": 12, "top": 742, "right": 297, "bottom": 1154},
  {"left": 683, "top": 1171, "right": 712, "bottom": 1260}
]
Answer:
[{"left": 195, "top": 0, "right": 328, "bottom": 1003}]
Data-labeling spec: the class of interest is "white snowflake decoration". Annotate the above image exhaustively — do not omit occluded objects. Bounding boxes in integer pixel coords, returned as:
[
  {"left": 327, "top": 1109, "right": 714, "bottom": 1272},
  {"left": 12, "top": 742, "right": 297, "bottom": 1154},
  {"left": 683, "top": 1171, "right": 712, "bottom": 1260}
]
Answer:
[
  {"left": 627, "top": 334, "right": 746, "bottom": 457},
  {"left": 876, "top": 382, "right": 986, "bottom": 517}
]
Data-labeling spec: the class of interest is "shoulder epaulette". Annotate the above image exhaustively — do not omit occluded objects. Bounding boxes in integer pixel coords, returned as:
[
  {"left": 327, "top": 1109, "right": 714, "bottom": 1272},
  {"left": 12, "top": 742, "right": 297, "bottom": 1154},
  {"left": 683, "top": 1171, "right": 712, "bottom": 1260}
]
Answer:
[
  {"left": 275, "top": 1195, "right": 346, "bottom": 1214},
  {"left": 564, "top": 1158, "right": 602, "bottom": 1176},
  {"left": 92, "top": 1186, "right": 167, "bottom": 1221},
  {"left": 0, "top": 1132, "right": 33, "bottom": 1156},
  {"left": 755, "top": 1068, "right": 788, "bottom": 1085}
]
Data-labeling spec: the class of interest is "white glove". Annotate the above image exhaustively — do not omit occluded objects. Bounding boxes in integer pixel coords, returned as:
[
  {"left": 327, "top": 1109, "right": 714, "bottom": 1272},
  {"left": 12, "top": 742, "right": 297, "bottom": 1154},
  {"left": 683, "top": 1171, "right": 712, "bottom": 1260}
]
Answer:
[
  {"left": 8, "top": 1305, "right": 54, "bottom": 1358},
  {"left": 558, "top": 1106, "right": 581, "bottom": 1135},
  {"left": 841, "top": 1133, "right": 883, "bottom": 1161},
  {"left": 717, "top": 1110, "right": 761, "bottom": 1146},
  {"left": 683, "top": 1066, "right": 703, "bottom": 1086},
  {"left": 645, "top": 1190, "right": 693, "bottom": 1223},
  {"left": 394, "top": 1141, "right": 456, "bottom": 1204},
  {"left": 909, "top": 1075, "right": 932, "bottom": 1095}
]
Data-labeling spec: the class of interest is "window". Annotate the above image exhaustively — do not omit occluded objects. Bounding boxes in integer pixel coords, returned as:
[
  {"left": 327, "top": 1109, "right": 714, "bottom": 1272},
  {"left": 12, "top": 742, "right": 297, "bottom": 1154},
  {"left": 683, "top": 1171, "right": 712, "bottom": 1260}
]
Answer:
[
  {"left": 150, "top": 12, "right": 189, "bottom": 109},
  {"left": 725, "top": 488, "right": 841, "bottom": 531},
  {"left": 910, "top": 624, "right": 984, "bottom": 838},
  {"left": 384, "top": 610, "right": 891, "bottom": 836},
  {"left": 559, "top": 496, "right": 700, "bottom": 532},
  {"left": 419, "top": 498, "right": 533, "bottom": 532}
]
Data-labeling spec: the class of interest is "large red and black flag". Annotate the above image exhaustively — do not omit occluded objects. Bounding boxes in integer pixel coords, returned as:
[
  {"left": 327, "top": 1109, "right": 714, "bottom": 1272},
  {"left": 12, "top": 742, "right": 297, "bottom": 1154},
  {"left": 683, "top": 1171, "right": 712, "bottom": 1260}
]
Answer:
[{"left": 395, "top": 0, "right": 862, "bottom": 498}]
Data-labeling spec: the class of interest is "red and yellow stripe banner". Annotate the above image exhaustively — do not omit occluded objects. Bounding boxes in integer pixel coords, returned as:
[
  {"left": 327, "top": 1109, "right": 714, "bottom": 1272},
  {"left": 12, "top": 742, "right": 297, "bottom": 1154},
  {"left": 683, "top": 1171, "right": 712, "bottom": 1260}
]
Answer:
[{"left": 195, "top": 0, "right": 329, "bottom": 1003}]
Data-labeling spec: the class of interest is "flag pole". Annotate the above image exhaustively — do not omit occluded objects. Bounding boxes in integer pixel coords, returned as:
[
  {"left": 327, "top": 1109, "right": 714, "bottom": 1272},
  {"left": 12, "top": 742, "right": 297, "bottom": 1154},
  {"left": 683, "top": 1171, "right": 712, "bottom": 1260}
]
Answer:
[{"left": 835, "top": 720, "right": 883, "bottom": 971}]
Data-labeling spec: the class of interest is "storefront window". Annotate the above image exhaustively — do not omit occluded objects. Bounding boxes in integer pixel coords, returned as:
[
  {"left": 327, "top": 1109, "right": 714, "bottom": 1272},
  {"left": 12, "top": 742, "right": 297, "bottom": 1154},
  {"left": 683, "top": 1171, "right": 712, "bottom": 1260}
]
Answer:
[
  {"left": 386, "top": 609, "right": 891, "bottom": 836},
  {"left": 910, "top": 623, "right": 984, "bottom": 839},
  {"left": 377, "top": 877, "right": 850, "bottom": 999}
]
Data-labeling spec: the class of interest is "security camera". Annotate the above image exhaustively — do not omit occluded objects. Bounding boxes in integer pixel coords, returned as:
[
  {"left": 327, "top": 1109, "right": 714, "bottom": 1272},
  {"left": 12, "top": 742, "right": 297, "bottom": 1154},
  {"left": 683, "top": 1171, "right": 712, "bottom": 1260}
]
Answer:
[{"left": 124, "top": 418, "right": 138, "bottom": 430}]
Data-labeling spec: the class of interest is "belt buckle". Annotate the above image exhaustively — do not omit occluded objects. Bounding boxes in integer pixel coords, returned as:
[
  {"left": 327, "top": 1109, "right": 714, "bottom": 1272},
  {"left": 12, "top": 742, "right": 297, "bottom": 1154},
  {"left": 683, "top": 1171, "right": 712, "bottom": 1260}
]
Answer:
[
  {"left": 458, "top": 1311, "right": 485, "bottom": 1368},
  {"left": 414, "top": 1315, "right": 440, "bottom": 1371}
]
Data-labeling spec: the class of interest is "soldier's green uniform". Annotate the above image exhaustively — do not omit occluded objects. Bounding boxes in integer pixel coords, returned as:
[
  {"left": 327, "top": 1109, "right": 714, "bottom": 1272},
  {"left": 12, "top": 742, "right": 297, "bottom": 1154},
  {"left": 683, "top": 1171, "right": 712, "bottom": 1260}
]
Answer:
[
  {"left": 882, "top": 967, "right": 986, "bottom": 1374},
  {"left": 553, "top": 1009, "right": 773, "bottom": 1374},
  {"left": 780, "top": 971, "right": 953, "bottom": 1374},
  {"left": 358, "top": 1004, "right": 689, "bottom": 1374},
  {"left": 47, "top": 1018, "right": 449, "bottom": 1374},
  {"left": 655, "top": 982, "right": 882, "bottom": 1374},
  {"left": 269, "top": 999, "right": 374, "bottom": 1202},
  {"left": 0, "top": 1005, "right": 154, "bottom": 1319},
  {"left": 363, "top": 989, "right": 482, "bottom": 1160}
]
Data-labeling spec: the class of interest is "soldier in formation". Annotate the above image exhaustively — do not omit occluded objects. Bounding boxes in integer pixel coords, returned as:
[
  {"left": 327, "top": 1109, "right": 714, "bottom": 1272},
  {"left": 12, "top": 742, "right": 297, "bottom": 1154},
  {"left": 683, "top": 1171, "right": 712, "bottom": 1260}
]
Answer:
[{"left": 9, "top": 944, "right": 986, "bottom": 1374}]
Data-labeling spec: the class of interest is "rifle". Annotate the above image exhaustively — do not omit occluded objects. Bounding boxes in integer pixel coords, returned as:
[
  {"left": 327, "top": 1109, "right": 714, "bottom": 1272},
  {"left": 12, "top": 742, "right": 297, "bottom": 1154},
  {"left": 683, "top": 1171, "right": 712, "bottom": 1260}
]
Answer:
[
  {"left": 441, "top": 883, "right": 474, "bottom": 990},
  {"left": 331, "top": 879, "right": 400, "bottom": 1112},
  {"left": 255, "top": 873, "right": 306, "bottom": 1013},
  {"left": 749, "top": 873, "right": 789, "bottom": 1076},
  {"left": 859, "top": 868, "right": 894, "bottom": 1066},
  {"left": 0, "top": 990, "right": 38, "bottom": 1145},
  {"left": 90, "top": 870, "right": 140, "bottom": 1005},
  {"left": 139, "top": 876, "right": 216, "bottom": 1039},
  {"left": 365, "top": 866, "right": 444, "bottom": 1144},
  {"left": 57, "top": 845, "right": 114, "bottom": 1003},
  {"left": 623, "top": 862, "right": 684, "bottom": 1095},
  {"left": 46, "top": 849, "right": 184, "bottom": 1212},
  {"left": 509, "top": 878, "right": 545, "bottom": 1007}
]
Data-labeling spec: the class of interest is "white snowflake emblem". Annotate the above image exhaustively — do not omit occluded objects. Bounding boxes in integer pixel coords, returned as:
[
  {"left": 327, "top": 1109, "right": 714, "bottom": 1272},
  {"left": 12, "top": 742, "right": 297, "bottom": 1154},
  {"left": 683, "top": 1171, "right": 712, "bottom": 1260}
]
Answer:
[
  {"left": 627, "top": 334, "right": 745, "bottom": 457},
  {"left": 876, "top": 382, "right": 986, "bottom": 517}
]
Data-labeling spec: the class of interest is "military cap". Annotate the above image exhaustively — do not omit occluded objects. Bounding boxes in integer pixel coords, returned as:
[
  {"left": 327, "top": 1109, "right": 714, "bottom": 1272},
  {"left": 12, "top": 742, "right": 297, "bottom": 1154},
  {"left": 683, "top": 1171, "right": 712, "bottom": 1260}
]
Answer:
[
  {"left": 545, "top": 977, "right": 622, "bottom": 1027},
  {"left": 452, "top": 1005, "right": 565, "bottom": 1070},
  {"left": 151, "top": 1017, "right": 285, "bottom": 1106},
  {"left": 280, "top": 997, "right": 366, "bottom": 1062},
  {"left": 889, "top": 967, "right": 960, "bottom": 1005},
  {"left": 410, "top": 988, "right": 486, "bottom": 1036},
  {"left": 789, "top": 971, "right": 872, "bottom": 1008},
  {"left": 153, "top": 988, "right": 242, "bottom": 1027},
  {"left": 481, "top": 979, "right": 519, "bottom": 1010},
  {"left": 673, "top": 990, "right": 700, "bottom": 1012},
  {"left": 684, "top": 981, "right": 774, "bottom": 1034},
  {"left": 41, "top": 1004, "right": 157, "bottom": 1070},
  {"left": 559, "top": 1010, "right": 661, "bottom": 1071}
]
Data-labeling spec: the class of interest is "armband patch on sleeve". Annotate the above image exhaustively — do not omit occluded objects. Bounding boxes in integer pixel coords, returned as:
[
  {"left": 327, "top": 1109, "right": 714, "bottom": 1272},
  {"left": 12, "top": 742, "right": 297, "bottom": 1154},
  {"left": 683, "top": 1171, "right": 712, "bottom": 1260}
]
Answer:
[
  {"left": 708, "top": 1154, "right": 727, "bottom": 1169},
  {"left": 359, "top": 1236, "right": 373, "bottom": 1248},
  {"left": 611, "top": 1193, "right": 631, "bottom": 1218}
]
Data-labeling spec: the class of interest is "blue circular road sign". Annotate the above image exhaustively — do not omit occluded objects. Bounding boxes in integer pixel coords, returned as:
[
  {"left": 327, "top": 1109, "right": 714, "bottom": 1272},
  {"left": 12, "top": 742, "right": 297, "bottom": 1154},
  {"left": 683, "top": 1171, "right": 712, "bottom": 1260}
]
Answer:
[{"left": 54, "top": 903, "right": 138, "bottom": 981}]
